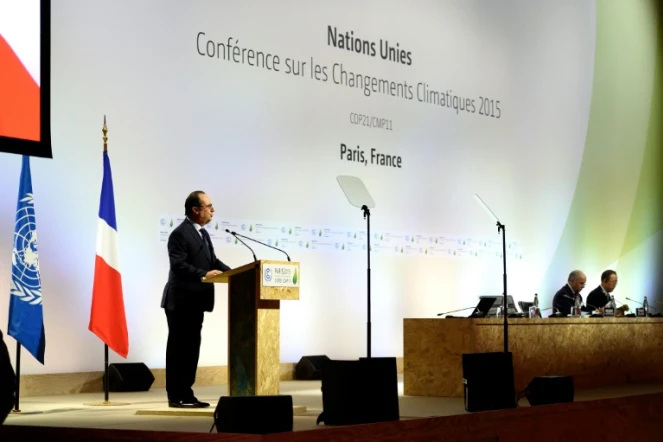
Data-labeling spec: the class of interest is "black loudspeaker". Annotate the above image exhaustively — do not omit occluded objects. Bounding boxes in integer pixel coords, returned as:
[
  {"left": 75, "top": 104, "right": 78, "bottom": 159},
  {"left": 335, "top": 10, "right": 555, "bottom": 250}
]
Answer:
[
  {"left": 462, "top": 352, "right": 516, "bottom": 412},
  {"left": 317, "top": 357, "right": 400, "bottom": 426},
  {"left": 104, "top": 363, "right": 155, "bottom": 392},
  {"left": 295, "top": 355, "right": 329, "bottom": 380},
  {"left": 214, "top": 395, "right": 293, "bottom": 434},
  {"left": 525, "top": 376, "right": 574, "bottom": 406}
]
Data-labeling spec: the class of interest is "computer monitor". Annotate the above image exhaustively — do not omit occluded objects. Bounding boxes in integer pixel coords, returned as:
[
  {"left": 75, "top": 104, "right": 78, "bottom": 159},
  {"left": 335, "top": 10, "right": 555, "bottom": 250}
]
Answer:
[
  {"left": 518, "top": 301, "right": 534, "bottom": 314},
  {"left": 481, "top": 295, "right": 518, "bottom": 317},
  {"left": 470, "top": 297, "right": 498, "bottom": 318}
]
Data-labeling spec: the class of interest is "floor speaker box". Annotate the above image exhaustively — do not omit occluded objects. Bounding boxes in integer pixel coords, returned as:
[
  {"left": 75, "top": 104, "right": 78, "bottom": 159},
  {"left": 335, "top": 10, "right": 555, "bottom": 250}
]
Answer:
[
  {"left": 214, "top": 395, "right": 293, "bottom": 434},
  {"left": 526, "top": 376, "right": 574, "bottom": 406},
  {"left": 295, "top": 355, "right": 329, "bottom": 380},
  {"left": 462, "top": 352, "right": 516, "bottom": 412},
  {"left": 318, "top": 357, "right": 400, "bottom": 426},
  {"left": 105, "top": 362, "right": 155, "bottom": 392}
]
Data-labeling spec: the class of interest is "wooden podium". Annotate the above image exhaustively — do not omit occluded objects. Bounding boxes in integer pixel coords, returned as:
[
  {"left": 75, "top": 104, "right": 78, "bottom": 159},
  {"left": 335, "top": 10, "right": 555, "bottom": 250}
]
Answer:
[{"left": 204, "top": 259, "right": 299, "bottom": 396}]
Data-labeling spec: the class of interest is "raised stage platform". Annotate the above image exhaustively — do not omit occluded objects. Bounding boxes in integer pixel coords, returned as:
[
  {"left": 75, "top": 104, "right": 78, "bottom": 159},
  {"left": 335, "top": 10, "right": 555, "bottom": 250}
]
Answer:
[{"left": 2, "top": 376, "right": 663, "bottom": 441}]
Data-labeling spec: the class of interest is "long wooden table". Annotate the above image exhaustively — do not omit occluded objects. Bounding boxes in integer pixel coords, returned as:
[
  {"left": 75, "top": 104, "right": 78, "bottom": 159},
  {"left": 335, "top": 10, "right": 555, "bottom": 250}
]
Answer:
[{"left": 403, "top": 317, "right": 663, "bottom": 397}]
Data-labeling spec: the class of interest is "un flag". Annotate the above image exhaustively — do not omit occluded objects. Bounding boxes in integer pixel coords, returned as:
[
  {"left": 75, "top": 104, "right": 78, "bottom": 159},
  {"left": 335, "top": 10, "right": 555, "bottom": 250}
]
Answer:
[{"left": 8, "top": 156, "right": 45, "bottom": 364}]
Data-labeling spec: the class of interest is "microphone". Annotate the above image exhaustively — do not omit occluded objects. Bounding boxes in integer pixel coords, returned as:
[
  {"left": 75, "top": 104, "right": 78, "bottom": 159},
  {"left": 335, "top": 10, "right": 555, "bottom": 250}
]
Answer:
[
  {"left": 626, "top": 297, "right": 657, "bottom": 311},
  {"left": 436, "top": 306, "right": 476, "bottom": 317},
  {"left": 227, "top": 229, "right": 291, "bottom": 261},
  {"left": 541, "top": 306, "right": 561, "bottom": 316},
  {"left": 585, "top": 303, "right": 605, "bottom": 316},
  {"left": 225, "top": 229, "right": 257, "bottom": 262}
]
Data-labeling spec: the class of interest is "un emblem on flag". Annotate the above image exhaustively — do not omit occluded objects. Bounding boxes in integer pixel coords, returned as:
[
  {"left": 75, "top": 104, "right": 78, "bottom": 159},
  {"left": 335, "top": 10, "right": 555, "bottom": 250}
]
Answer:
[{"left": 10, "top": 193, "right": 42, "bottom": 305}]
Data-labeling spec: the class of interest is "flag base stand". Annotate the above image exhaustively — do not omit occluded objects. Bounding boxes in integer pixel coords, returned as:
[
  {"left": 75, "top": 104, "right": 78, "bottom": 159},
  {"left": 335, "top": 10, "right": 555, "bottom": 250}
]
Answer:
[
  {"left": 83, "top": 401, "right": 131, "bottom": 407},
  {"left": 11, "top": 409, "right": 43, "bottom": 415}
]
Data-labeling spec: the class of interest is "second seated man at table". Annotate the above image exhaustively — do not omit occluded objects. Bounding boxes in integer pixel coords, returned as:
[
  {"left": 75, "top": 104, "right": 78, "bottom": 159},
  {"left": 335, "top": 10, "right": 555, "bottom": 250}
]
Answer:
[{"left": 586, "top": 269, "right": 618, "bottom": 312}]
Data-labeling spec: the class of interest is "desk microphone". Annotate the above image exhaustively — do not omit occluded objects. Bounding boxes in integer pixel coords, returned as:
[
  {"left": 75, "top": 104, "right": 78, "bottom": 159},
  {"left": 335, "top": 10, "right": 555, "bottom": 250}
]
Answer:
[
  {"left": 625, "top": 297, "right": 657, "bottom": 311},
  {"left": 225, "top": 229, "right": 257, "bottom": 262},
  {"left": 436, "top": 306, "right": 476, "bottom": 317},
  {"left": 227, "top": 229, "right": 291, "bottom": 261},
  {"left": 541, "top": 306, "right": 561, "bottom": 316},
  {"left": 585, "top": 303, "right": 605, "bottom": 317}
]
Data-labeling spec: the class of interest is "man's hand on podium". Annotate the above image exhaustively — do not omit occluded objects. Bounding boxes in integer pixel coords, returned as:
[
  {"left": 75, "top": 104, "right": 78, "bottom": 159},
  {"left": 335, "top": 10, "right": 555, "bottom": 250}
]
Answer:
[{"left": 205, "top": 270, "right": 223, "bottom": 279}]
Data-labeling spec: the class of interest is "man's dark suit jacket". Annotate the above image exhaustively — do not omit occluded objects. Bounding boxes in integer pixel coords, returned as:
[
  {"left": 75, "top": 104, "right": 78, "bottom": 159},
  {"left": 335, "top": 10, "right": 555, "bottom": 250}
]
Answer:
[
  {"left": 586, "top": 286, "right": 610, "bottom": 309},
  {"left": 552, "top": 284, "right": 589, "bottom": 316},
  {"left": 161, "top": 218, "right": 231, "bottom": 312}
]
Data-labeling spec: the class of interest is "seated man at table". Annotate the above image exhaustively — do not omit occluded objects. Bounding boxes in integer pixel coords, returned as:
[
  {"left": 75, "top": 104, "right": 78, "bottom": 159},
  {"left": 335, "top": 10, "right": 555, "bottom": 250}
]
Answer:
[
  {"left": 586, "top": 269, "right": 618, "bottom": 312},
  {"left": 552, "top": 270, "right": 589, "bottom": 316}
]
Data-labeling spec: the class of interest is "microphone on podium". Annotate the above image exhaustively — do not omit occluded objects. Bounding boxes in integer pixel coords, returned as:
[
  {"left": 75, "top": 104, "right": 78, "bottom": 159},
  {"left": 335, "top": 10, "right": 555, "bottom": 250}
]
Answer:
[
  {"left": 227, "top": 229, "right": 291, "bottom": 261},
  {"left": 225, "top": 229, "right": 257, "bottom": 262},
  {"left": 436, "top": 306, "right": 476, "bottom": 317}
]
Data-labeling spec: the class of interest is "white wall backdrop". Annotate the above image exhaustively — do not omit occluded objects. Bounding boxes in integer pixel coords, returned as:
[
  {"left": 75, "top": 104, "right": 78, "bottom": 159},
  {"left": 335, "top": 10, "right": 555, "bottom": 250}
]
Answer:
[{"left": 0, "top": 0, "right": 596, "bottom": 374}]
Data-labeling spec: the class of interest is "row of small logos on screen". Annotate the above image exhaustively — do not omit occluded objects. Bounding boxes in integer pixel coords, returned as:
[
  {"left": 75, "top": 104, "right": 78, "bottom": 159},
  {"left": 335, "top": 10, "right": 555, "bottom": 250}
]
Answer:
[{"left": 159, "top": 217, "right": 522, "bottom": 256}]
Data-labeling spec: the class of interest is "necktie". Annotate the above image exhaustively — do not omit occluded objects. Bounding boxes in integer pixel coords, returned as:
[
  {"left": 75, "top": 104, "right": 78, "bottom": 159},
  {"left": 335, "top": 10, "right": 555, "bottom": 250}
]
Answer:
[{"left": 200, "top": 228, "right": 212, "bottom": 261}]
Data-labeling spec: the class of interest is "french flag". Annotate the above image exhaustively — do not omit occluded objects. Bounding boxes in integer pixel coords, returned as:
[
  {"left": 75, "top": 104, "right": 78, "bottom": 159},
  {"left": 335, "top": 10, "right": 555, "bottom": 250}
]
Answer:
[{"left": 89, "top": 150, "right": 129, "bottom": 358}]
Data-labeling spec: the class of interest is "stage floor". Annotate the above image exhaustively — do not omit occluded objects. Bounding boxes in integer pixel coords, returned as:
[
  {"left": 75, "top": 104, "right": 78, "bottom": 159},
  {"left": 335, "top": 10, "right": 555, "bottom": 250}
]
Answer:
[{"left": 4, "top": 375, "right": 663, "bottom": 433}]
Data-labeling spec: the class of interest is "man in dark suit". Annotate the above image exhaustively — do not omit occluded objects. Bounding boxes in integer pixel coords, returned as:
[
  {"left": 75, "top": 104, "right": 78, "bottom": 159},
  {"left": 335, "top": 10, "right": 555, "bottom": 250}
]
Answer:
[
  {"left": 0, "top": 329, "right": 16, "bottom": 424},
  {"left": 161, "top": 191, "right": 231, "bottom": 408},
  {"left": 552, "top": 270, "right": 588, "bottom": 316},
  {"left": 586, "top": 270, "right": 618, "bottom": 311}
]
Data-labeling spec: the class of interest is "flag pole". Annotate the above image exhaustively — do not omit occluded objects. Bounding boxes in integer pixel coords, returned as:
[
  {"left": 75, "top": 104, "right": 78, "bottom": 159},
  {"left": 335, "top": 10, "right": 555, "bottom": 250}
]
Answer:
[
  {"left": 83, "top": 116, "right": 129, "bottom": 407},
  {"left": 13, "top": 343, "right": 21, "bottom": 413},
  {"left": 104, "top": 344, "right": 109, "bottom": 403},
  {"left": 102, "top": 117, "right": 110, "bottom": 405},
  {"left": 102, "top": 118, "right": 111, "bottom": 405}
]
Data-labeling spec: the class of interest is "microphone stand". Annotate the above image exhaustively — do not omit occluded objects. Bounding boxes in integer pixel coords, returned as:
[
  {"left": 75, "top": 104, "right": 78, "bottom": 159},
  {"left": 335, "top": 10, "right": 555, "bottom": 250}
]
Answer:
[
  {"left": 361, "top": 204, "right": 372, "bottom": 359},
  {"left": 541, "top": 306, "right": 561, "bottom": 317},
  {"left": 226, "top": 229, "right": 257, "bottom": 262},
  {"left": 229, "top": 230, "right": 291, "bottom": 261},
  {"left": 474, "top": 195, "right": 508, "bottom": 353},
  {"left": 437, "top": 306, "right": 477, "bottom": 316},
  {"left": 626, "top": 297, "right": 658, "bottom": 313},
  {"left": 498, "top": 220, "right": 508, "bottom": 353}
]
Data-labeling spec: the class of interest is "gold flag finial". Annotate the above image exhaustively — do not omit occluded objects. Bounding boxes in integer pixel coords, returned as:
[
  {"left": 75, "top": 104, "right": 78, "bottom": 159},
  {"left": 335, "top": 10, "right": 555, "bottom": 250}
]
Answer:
[{"left": 102, "top": 115, "right": 108, "bottom": 152}]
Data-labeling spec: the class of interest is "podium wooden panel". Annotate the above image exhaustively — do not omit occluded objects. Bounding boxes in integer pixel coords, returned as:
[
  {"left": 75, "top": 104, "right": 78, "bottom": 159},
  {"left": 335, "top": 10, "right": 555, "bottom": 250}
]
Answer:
[{"left": 204, "top": 260, "right": 299, "bottom": 396}]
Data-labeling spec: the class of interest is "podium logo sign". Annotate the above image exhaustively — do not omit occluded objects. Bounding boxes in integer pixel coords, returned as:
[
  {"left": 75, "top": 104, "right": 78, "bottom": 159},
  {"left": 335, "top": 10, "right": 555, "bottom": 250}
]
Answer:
[{"left": 263, "top": 264, "right": 299, "bottom": 287}]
